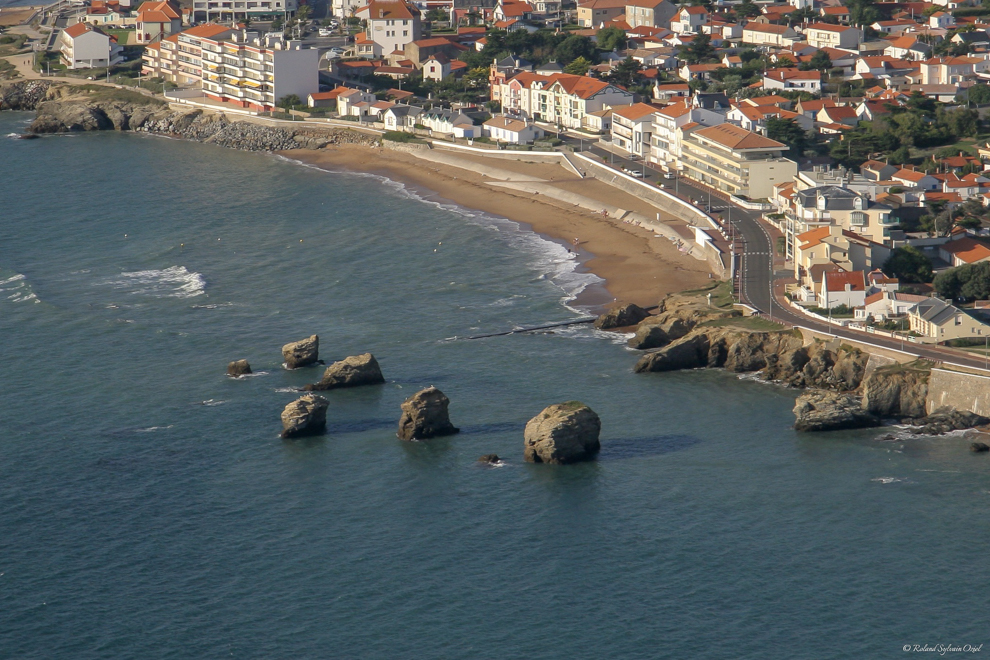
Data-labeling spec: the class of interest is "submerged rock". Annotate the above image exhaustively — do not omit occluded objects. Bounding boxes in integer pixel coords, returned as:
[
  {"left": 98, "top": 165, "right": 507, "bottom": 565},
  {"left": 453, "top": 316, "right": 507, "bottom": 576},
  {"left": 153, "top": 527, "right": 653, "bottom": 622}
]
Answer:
[
  {"left": 478, "top": 454, "right": 502, "bottom": 464},
  {"left": 793, "top": 391, "right": 881, "bottom": 432},
  {"left": 304, "top": 353, "right": 384, "bottom": 390},
  {"left": 397, "top": 386, "right": 459, "bottom": 441},
  {"left": 226, "top": 359, "right": 252, "bottom": 377},
  {"left": 523, "top": 401, "right": 601, "bottom": 464},
  {"left": 594, "top": 303, "right": 649, "bottom": 330},
  {"left": 280, "top": 394, "right": 329, "bottom": 439},
  {"left": 282, "top": 335, "right": 319, "bottom": 369}
]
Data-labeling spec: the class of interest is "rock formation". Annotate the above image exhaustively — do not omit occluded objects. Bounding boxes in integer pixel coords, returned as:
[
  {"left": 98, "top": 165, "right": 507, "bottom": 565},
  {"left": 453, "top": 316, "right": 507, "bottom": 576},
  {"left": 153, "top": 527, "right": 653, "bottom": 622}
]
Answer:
[
  {"left": 594, "top": 303, "right": 649, "bottom": 330},
  {"left": 523, "top": 401, "right": 601, "bottom": 464},
  {"left": 793, "top": 391, "right": 881, "bottom": 432},
  {"left": 478, "top": 454, "right": 502, "bottom": 464},
  {"left": 282, "top": 335, "right": 319, "bottom": 369},
  {"left": 971, "top": 442, "right": 989, "bottom": 453},
  {"left": 902, "top": 409, "right": 990, "bottom": 436},
  {"left": 861, "top": 363, "right": 930, "bottom": 418},
  {"left": 397, "top": 387, "right": 459, "bottom": 441},
  {"left": 280, "top": 394, "right": 329, "bottom": 438},
  {"left": 304, "top": 353, "right": 385, "bottom": 390},
  {"left": 227, "top": 359, "right": 252, "bottom": 377}
]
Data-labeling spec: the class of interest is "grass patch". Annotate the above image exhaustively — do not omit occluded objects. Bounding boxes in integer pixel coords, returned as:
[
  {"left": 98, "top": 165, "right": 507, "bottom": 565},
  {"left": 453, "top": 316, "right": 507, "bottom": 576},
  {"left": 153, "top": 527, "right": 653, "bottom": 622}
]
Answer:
[
  {"left": 699, "top": 316, "right": 786, "bottom": 332},
  {"left": 382, "top": 130, "right": 424, "bottom": 143},
  {"left": 0, "top": 57, "right": 19, "bottom": 79},
  {"left": 73, "top": 84, "right": 166, "bottom": 106},
  {"left": 0, "top": 34, "right": 27, "bottom": 56},
  {"left": 104, "top": 29, "right": 133, "bottom": 45},
  {"left": 874, "top": 359, "right": 933, "bottom": 373},
  {"left": 679, "top": 280, "right": 734, "bottom": 309}
]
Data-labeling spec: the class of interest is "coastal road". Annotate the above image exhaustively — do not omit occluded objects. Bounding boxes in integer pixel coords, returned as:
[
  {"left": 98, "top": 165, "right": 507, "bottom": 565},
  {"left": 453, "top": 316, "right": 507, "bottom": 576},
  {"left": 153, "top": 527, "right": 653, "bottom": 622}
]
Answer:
[{"left": 571, "top": 142, "right": 990, "bottom": 372}]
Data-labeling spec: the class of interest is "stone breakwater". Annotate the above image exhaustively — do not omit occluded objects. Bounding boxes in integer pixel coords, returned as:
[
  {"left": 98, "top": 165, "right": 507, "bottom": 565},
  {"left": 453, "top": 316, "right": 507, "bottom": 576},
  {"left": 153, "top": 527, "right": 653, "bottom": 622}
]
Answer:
[{"left": 0, "top": 80, "right": 379, "bottom": 152}]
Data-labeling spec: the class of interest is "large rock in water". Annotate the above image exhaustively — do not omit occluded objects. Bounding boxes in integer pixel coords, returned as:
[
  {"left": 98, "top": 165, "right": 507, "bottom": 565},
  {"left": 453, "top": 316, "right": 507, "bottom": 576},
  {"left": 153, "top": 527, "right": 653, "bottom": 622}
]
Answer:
[
  {"left": 282, "top": 335, "right": 319, "bottom": 369},
  {"left": 304, "top": 353, "right": 384, "bottom": 390},
  {"left": 861, "top": 366, "right": 929, "bottom": 418},
  {"left": 793, "top": 391, "right": 881, "bottom": 432},
  {"left": 901, "top": 408, "right": 990, "bottom": 435},
  {"left": 523, "top": 402, "right": 601, "bottom": 464},
  {"left": 594, "top": 303, "right": 649, "bottom": 330},
  {"left": 397, "top": 387, "right": 459, "bottom": 440},
  {"left": 280, "top": 394, "right": 329, "bottom": 438},
  {"left": 227, "top": 359, "right": 252, "bottom": 377}
]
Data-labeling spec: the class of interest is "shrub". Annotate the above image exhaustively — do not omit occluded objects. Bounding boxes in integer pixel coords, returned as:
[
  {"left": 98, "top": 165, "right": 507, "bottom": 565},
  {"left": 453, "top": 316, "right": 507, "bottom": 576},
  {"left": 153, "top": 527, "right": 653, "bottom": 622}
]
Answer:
[{"left": 382, "top": 130, "right": 419, "bottom": 142}]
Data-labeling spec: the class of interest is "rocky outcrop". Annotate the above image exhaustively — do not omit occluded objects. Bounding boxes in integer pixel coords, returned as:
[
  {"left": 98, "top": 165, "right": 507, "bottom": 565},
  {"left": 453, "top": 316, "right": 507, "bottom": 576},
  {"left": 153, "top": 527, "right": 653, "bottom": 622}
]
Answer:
[
  {"left": 861, "top": 365, "right": 930, "bottom": 418},
  {"left": 902, "top": 409, "right": 990, "bottom": 436},
  {"left": 397, "top": 387, "right": 459, "bottom": 441},
  {"left": 523, "top": 401, "right": 601, "bottom": 464},
  {"left": 304, "top": 353, "right": 384, "bottom": 390},
  {"left": 627, "top": 322, "right": 670, "bottom": 350},
  {"left": 227, "top": 359, "right": 252, "bottom": 377},
  {"left": 282, "top": 335, "right": 319, "bottom": 369},
  {"left": 478, "top": 454, "right": 502, "bottom": 464},
  {"left": 595, "top": 303, "right": 649, "bottom": 330},
  {"left": 0, "top": 80, "right": 53, "bottom": 111},
  {"left": 971, "top": 442, "right": 989, "bottom": 453},
  {"left": 280, "top": 394, "right": 329, "bottom": 438},
  {"left": 793, "top": 391, "right": 881, "bottom": 432}
]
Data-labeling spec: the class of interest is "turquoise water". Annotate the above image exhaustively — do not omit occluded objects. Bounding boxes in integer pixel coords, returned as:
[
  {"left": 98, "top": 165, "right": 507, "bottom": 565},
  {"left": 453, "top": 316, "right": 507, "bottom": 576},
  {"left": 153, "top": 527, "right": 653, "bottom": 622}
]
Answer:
[{"left": 2, "top": 113, "right": 989, "bottom": 659}]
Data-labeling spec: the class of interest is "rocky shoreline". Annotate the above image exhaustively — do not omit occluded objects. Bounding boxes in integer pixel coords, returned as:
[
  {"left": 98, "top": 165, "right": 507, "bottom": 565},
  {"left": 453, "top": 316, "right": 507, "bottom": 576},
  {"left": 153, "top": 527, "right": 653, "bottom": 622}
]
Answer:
[
  {"left": 0, "top": 80, "right": 379, "bottom": 152},
  {"left": 603, "top": 286, "right": 990, "bottom": 441}
]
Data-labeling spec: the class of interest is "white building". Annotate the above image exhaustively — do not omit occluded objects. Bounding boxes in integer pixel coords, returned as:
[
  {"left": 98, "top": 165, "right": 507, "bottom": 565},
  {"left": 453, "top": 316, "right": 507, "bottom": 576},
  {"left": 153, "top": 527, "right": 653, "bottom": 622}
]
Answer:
[
  {"left": 497, "top": 71, "right": 634, "bottom": 130},
  {"left": 802, "top": 22, "right": 861, "bottom": 50},
  {"left": 483, "top": 115, "right": 544, "bottom": 143},
  {"left": 611, "top": 102, "right": 658, "bottom": 159},
  {"left": 59, "top": 22, "right": 123, "bottom": 69},
  {"left": 355, "top": 0, "right": 422, "bottom": 59}
]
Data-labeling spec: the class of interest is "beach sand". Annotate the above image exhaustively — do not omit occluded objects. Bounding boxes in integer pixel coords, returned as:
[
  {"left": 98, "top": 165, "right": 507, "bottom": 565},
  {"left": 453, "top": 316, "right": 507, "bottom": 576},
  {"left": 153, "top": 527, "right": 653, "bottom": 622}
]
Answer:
[{"left": 282, "top": 144, "right": 712, "bottom": 309}]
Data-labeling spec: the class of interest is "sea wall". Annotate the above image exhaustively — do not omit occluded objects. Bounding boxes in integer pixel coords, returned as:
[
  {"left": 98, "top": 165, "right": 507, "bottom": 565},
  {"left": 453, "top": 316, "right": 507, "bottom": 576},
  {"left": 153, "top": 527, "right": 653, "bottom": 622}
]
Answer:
[{"left": 926, "top": 368, "right": 990, "bottom": 416}]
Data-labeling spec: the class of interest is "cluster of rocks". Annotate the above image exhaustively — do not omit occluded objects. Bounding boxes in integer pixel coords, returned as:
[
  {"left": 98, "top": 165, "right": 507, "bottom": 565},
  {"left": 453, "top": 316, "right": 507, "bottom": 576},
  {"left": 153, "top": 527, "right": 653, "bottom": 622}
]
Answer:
[
  {"left": 2, "top": 81, "right": 380, "bottom": 152},
  {"left": 599, "top": 288, "right": 990, "bottom": 442},
  {"left": 0, "top": 80, "right": 53, "bottom": 111}
]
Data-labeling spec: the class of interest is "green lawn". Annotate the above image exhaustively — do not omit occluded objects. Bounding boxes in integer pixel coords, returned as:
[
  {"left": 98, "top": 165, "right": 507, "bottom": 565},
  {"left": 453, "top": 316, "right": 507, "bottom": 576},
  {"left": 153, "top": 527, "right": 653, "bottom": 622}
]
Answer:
[
  {"left": 0, "top": 34, "right": 27, "bottom": 57},
  {"left": 104, "top": 29, "right": 134, "bottom": 45},
  {"left": 699, "top": 316, "right": 788, "bottom": 332},
  {"left": 680, "top": 280, "right": 735, "bottom": 309}
]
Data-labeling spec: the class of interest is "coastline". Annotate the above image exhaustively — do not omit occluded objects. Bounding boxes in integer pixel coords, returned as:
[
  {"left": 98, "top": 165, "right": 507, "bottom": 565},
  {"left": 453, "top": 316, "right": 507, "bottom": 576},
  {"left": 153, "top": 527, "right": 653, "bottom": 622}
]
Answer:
[{"left": 280, "top": 144, "right": 712, "bottom": 309}]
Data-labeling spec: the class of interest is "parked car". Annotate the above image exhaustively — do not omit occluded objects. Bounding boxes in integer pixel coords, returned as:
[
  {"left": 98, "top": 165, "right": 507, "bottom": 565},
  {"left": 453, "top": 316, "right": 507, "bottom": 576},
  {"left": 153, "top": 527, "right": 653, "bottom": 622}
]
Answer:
[{"left": 319, "top": 27, "right": 333, "bottom": 36}]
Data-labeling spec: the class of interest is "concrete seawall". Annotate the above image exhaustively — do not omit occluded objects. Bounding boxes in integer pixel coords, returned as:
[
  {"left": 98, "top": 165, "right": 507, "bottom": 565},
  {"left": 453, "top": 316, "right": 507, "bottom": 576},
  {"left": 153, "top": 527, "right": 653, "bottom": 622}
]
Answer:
[{"left": 926, "top": 368, "right": 990, "bottom": 416}]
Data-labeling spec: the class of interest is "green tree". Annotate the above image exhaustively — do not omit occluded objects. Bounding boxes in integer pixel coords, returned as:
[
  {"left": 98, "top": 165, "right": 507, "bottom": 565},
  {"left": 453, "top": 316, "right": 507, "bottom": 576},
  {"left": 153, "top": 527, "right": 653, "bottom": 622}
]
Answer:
[
  {"left": 766, "top": 118, "right": 807, "bottom": 157},
  {"left": 426, "top": 7, "right": 448, "bottom": 22},
  {"left": 883, "top": 246, "right": 934, "bottom": 283},
  {"left": 277, "top": 94, "right": 301, "bottom": 109},
  {"left": 296, "top": 4, "right": 311, "bottom": 23},
  {"left": 463, "top": 66, "right": 489, "bottom": 88},
  {"left": 737, "top": 0, "right": 760, "bottom": 18},
  {"left": 803, "top": 50, "right": 832, "bottom": 72},
  {"left": 596, "top": 26, "right": 626, "bottom": 51},
  {"left": 935, "top": 262, "right": 990, "bottom": 301},
  {"left": 848, "top": 0, "right": 883, "bottom": 26},
  {"left": 564, "top": 56, "right": 593, "bottom": 75},
  {"left": 553, "top": 34, "right": 597, "bottom": 65},
  {"left": 678, "top": 33, "right": 717, "bottom": 64},
  {"left": 607, "top": 57, "right": 642, "bottom": 88},
  {"left": 964, "top": 83, "right": 990, "bottom": 104},
  {"left": 889, "top": 145, "right": 911, "bottom": 165}
]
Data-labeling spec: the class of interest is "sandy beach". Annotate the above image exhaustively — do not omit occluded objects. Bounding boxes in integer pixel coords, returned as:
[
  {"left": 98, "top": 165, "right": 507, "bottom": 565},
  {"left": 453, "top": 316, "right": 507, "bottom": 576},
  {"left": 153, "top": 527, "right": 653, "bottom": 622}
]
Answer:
[{"left": 282, "top": 144, "right": 712, "bottom": 308}]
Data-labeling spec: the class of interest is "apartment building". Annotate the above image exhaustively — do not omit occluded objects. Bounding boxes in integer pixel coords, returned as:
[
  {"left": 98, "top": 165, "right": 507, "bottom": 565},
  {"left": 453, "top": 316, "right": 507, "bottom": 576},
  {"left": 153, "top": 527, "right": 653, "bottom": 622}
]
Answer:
[
  {"left": 741, "top": 23, "right": 798, "bottom": 47},
  {"left": 576, "top": 0, "right": 625, "bottom": 27},
  {"left": 679, "top": 123, "right": 796, "bottom": 199},
  {"left": 355, "top": 0, "right": 422, "bottom": 59},
  {"left": 59, "top": 22, "right": 123, "bottom": 69},
  {"left": 611, "top": 103, "right": 659, "bottom": 159},
  {"left": 802, "top": 23, "right": 861, "bottom": 50},
  {"left": 497, "top": 71, "right": 633, "bottom": 130},
  {"left": 143, "top": 27, "right": 318, "bottom": 111},
  {"left": 190, "top": 0, "right": 296, "bottom": 22},
  {"left": 783, "top": 185, "right": 896, "bottom": 261},
  {"left": 793, "top": 225, "right": 891, "bottom": 289},
  {"left": 624, "top": 0, "right": 677, "bottom": 29},
  {"left": 649, "top": 97, "right": 725, "bottom": 170}
]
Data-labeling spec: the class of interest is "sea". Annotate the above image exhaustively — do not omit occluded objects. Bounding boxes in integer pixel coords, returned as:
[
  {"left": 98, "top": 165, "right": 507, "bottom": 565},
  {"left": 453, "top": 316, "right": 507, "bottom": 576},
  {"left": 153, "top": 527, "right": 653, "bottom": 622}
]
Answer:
[{"left": 1, "top": 112, "right": 989, "bottom": 659}]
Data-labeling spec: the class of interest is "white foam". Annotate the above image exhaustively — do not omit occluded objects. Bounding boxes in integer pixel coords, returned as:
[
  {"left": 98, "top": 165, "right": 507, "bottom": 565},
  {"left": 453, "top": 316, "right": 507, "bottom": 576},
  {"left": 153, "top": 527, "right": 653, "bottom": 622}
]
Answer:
[
  {"left": 101, "top": 265, "right": 205, "bottom": 298},
  {"left": 0, "top": 270, "right": 39, "bottom": 303},
  {"left": 274, "top": 387, "right": 298, "bottom": 393},
  {"left": 198, "top": 399, "right": 226, "bottom": 406},
  {"left": 871, "top": 477, "right": 903, "bottom": 484},
  {"left": 135, "top": 425, "right": 174, "bottom": 432},
  {"left": 273, "top": 154, "right": 602, "bottom": 311}
]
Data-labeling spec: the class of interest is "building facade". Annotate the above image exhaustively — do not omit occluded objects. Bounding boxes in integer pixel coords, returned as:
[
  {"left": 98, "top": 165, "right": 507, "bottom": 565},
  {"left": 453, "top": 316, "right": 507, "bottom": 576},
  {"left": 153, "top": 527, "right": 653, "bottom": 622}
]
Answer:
[{"left": 679, "top": 123, "right": 797, "bottom": 199}]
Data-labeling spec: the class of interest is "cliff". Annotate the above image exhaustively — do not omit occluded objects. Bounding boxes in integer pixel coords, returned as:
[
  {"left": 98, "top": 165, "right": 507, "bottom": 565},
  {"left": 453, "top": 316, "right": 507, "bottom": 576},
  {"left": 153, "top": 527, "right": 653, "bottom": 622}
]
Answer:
[{"left": 0, "top": 80, "right": 379, "bottom": 152}]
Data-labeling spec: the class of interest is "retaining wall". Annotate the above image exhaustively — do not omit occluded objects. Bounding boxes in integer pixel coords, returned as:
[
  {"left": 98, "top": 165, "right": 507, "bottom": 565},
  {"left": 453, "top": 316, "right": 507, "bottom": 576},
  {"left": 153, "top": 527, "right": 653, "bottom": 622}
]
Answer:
[{"left": 926, "top": 368, "right": 990, "bottom": 416}]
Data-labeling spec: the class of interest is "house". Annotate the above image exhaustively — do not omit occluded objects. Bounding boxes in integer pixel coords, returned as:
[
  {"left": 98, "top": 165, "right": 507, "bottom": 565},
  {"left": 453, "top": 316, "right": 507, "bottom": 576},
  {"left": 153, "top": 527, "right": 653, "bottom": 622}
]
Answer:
[
  {"left": 576, "top": 0, "right": 626, "bottom": 27},
  {"left": 929, "top": 11, "right": 955, "bottom": 29},
  {"left": 742, "top": 23, "right": 798, "bottom": 47},
  {"left": 134, "top": 0, "right": 180, "bottom": 44},
  {"left": 483, "top": 115, "right": 544, "bottom": 143},
  {"left": 58, "top": 22, "right": 122, "bottom": 69},
  {"left": 816, "top": 105, "right": 859, "bottom": 126},
  {"left": 355, "top": 0, "right": 422, "bottom": 59},
  {"left": 611, "top": 102, "right": 659, "bottom": 158},
  {"left": 423, "top": 53, "right": 466, "bottom": 81},
  {"left": 855, "top": 290, "right": 929, "bottom": 321},
  {"left": 727, "top": 104, "right": 812, "bottom": 134},
  {"left": 624, "top": 0, "right": 677, "bottom": 29},
  {"left": 939, "top": 236, "right": 990, "bottom": 266},
  {"left": 679, "top": 62, "right": 722, "bottom": 81},
  {"left": 892, "top": 167, "right": 940, "bottom": 191},
  {"left": 382, "top": 104, "right": 423, "bottom": 130},
  {"left": 308, "top": 88, "right": 353, "bottom": 108},
  {"left": 920, "top": 56, "right": 990, "bottom": 85},
  {"left": 885, "top": 35, "right": 931, "bottom": 61},
  {"left": 802, "top": 23, "right": 861, "bottom": 50},
  {"left": 794, "top": 225, "right": 891, "bottom": 288},
  {"left": 419, "top": 108, "right": 478, "bottom": 137},
  {"left": 819, "top": 270, "right": 868, "bottom": 309},
  {"left": 820, "top": 6, "right": 850, "bottom": 23},
  {"left": 493, "top": 0, "right": 533, "bottom": 22},
  {"left": 908, "top": 298, "right": 990, "bottom": 341},
  {"left": 671, "top": 5, "right": 708, "bottom": 34},
  {"left": 861, "top": 160, "right": 898, "bottom": 181},
  {"left": 679, "top": 123, "right": 797, "bottom": 199},
  {"left": 763, "top": 68, "right": 821, "bottom": 93},
  {"left": 871, "top": 19, "right": 919, "bottom": 35}
]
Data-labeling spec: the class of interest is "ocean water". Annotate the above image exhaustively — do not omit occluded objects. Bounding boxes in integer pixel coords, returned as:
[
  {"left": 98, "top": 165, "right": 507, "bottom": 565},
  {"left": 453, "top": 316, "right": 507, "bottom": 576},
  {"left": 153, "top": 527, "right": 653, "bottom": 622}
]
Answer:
[{"left": 2, "top": 113, "right": 989, "bottom": 659}]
